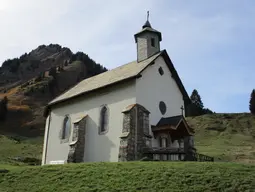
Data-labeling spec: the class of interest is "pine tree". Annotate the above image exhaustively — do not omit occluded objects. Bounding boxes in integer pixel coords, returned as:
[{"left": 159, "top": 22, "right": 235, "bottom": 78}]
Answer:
[
  {"left": 188, "top": 89, "right": 204, "bottom": 116},
  {"left": 190, "top": 89, "right": 204, "bottom": 109},
  {"left": 0, "top": 96, "right": 8, "bottom": 121},
  {"left": 49, "top": 67, "right": 57, "bottom": 78},
  {"left": 249, "top": 89, "right": 255, "bottom": 114}
]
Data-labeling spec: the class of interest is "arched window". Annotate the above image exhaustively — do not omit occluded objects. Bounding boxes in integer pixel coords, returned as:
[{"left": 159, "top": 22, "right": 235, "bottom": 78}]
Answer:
[
  {"left": 99, "top": 105, "right": 109, "bottom": 134},
  {"left": 62, "top": 115, "right": 71, "bottom": 140}
]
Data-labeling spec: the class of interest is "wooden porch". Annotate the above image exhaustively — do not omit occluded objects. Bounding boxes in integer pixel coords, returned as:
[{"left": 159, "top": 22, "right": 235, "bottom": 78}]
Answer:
[
  {"left": 145, "top": 115, "right": 214, "bottom": 162},
  {"left": 143, "top": 147, "right": 214, "bottom": 162}
]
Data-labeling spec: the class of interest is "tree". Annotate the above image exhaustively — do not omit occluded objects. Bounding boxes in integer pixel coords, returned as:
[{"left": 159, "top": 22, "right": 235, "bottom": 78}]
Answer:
[
  {"left": 49, "top": 67, "right": 57, "bottom": 78},
  {"left": 190, "top": 89, "right": 204, "bottom": 109},
  {"left": 70, "top": 52, "right": 108, "bottom": 77},
  {"left": 202, "top": 108, "right": 214, "bottom": 114},
  {"left": 188, "top": 89, "right": 204, "bottom": 116},
  {"left": 249, "top": 89, "right": 255, "bottom": 114},
  {"left": 0, "top": 96, "right": 8, "bottom": 121},
  {"left": 187, "top": 89, "right": 215, "bottom": 117}
]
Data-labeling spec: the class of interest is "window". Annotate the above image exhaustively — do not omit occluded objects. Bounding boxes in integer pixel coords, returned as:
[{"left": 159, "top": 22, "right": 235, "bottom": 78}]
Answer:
[
  {"left": 151, "top": 38, "right": 155, "bottom": 47},
  {"left": 99, "top": 105, "right": 109, "bottom": 134},
  {"left": 62, "top": 115, "right": 71, "bottom": 140},
  {"left": 159, "top": 136, "right": 169, "bottom": 148},
  {"left": 158, "top": 67, "right": 164, "bottom": 75},
  {"left": 159, "top": 101, "right": 167, "bottom": 115}
]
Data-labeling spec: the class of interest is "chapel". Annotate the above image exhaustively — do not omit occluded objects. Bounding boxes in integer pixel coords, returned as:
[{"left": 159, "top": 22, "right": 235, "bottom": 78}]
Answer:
[{"left": 42, "top": 13, "right": 200, "bottom": 165}]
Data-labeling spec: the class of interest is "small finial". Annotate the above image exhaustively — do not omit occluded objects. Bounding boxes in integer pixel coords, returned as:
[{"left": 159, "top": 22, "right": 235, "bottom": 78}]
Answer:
[{"left": 142, "top": 11, "right": 152, "bottom": 29}]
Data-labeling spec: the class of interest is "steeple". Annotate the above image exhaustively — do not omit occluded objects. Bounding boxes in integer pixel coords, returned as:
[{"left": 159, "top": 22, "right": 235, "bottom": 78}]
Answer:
[
  {"left": 134, "top": 11, "right": 162, "bottom": 62},
  {"left": 142, "top": 11, "right": 152, "bottom": 28}
]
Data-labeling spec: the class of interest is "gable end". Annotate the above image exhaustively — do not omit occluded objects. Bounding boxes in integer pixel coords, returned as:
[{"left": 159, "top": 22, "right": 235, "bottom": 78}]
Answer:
[{"left": 159, "top": 50, "right": 191, "bottom": 116}]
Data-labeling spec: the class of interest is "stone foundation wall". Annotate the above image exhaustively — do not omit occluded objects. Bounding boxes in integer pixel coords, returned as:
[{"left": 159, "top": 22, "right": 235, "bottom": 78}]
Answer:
[
  {"left": 67, "top": 116, "right": 86, "bottom": 163},
  {"left": 118, "top": 104, "right": 152, "bottom": 161},
  {"left": 118, "top": 109, "right": 135, "bottom": 161}
]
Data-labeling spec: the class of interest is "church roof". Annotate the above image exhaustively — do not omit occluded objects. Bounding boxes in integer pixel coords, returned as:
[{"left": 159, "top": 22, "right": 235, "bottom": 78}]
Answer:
[
  {"left": 44, "top": 49, "right": 190, "bottom": 116},
  {"left": 48, "top": 51, "right": 162, "bottom": 107}
]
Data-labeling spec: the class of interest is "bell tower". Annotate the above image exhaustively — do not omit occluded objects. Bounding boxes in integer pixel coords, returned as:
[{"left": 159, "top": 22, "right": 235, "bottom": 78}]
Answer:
[{"left": 134, "top": 11, "right": 162, "bottom": 62}]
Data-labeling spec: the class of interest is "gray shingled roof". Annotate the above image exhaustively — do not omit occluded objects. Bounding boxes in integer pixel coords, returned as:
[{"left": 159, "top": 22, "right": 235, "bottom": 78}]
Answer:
[{"left": 48, "top": 51, "right": 163, "bottom": 106}]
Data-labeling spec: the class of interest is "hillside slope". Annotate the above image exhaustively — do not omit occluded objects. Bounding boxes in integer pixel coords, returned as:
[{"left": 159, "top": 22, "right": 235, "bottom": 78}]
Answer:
[
  {"left": 0, "top": 135, "right": 42, "bottom": 165},
  {"left": 187, "top": 113, "right": 255, "bottom": 163},
  {"left": 0, "top": 162, "right": 254, "bottom": 192}
]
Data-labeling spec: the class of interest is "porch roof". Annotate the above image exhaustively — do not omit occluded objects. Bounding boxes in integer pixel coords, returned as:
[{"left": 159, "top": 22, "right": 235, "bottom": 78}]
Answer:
[{"left": 151, "top": 115, "right": 195, "bottom": 136}]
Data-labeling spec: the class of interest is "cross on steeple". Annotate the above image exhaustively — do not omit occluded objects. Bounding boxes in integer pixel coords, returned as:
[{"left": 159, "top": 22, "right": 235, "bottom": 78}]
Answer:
[
  {"left": 180, "top": 105, "right": 184, "bottom": 116},
  {"left": 147, "top": 11, "right": 150, "bottom": 21}
]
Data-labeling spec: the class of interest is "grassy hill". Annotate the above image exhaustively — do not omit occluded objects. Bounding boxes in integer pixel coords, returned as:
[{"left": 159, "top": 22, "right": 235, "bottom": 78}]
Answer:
[
  {"left": 0, "top": 113, "right": 255, "bottom": 166},
  {"left": 0, "top": 162, "right": 255, "bottom": 192},
  {"left": 0, "top": 135, "right": 42, "bottom": 165},
  {"left": 186, "top": 113, "right": 255, "bottom": 163}
]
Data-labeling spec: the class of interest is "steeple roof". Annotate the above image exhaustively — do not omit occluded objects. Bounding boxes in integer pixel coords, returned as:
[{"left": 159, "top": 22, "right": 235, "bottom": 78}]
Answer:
[
  {"left": 142, "top": 20, "right": 152, "bottom": 28},
  {"left": 134, "top": 11, "right": 162, "bottom": 42}
]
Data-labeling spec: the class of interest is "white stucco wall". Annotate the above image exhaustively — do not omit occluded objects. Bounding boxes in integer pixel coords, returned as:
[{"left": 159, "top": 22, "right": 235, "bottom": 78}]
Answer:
[
  {"left": 44, "top": 81, "right": 136, "bottom": 164},
  {"left": 136, "top": 56, "right": 185, "bottom": 147}
]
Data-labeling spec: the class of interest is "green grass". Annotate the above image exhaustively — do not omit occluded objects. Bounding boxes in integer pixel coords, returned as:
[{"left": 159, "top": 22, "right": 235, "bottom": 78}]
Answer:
[
  {"left": 0, "top": 135, "right": 43, "bottom": 165},
  {"left": 0, "top": 162, "right": 255, "bottom": 192},
  {"left": 1, "top": 113, "right": 255, "bottom": 191},
  {"left": 187, "top": 113, "right": 255, "bottom": 163}
]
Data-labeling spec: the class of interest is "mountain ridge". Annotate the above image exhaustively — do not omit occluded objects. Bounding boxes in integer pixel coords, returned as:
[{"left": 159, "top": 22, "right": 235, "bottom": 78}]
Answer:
[{"left": 0, "top": 44, "right": 107, "bottom": 137}]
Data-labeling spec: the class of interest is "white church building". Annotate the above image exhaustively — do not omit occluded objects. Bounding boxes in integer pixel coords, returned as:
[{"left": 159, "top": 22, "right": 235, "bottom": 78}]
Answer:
[{"left": 42, "top": 15, "right": 196, "bottom": 165}]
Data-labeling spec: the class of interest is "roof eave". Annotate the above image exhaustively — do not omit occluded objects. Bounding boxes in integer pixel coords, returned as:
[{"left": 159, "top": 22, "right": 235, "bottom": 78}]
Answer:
[
  {"left": 134, "top": 30, "right": 162, "bottom": 43},
  {"left": 43, "top": 74, "right": 140, "bottom": 117}
]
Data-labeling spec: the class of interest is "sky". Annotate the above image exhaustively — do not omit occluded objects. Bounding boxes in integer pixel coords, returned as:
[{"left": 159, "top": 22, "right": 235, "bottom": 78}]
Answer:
[{"left": 0, "top": 0, "right": 255, "bottom": 113}]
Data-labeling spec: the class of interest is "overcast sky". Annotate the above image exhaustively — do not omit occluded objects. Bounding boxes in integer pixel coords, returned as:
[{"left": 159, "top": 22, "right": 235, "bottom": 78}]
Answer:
[{"left": 0, "top": 0, "right": 255, "bottom": 113}]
